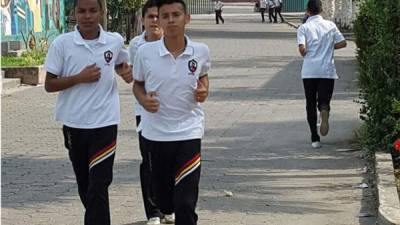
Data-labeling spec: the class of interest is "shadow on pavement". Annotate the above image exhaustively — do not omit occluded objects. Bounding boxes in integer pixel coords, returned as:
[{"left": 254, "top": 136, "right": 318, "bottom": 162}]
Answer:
[
  {"left": 210, "top": 57, "right": 357, "bottom": 101},
  {"left": 188, "top": 29, "right": 296, "bottom": 40},
  {"left": 1, "top": 155, "right": 142, "bottom": 209}
]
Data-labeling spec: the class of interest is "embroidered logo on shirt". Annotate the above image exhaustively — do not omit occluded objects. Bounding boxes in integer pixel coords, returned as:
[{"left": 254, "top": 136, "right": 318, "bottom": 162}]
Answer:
[
  {"left": 188, "top": 59, "right": 198, "bottom": 75},
  {"left": 104, "top": 50, "right": 113, "bottom": 65}
]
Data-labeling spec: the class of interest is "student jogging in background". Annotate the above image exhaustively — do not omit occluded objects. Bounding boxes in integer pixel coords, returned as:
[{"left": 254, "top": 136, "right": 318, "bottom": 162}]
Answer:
[
  {"left": 297, "top": 0, "right": 347, "bottom": 149},
  {"left": 133, "top": 1, "right": 211, "bottom": 224},
  {"left": 128, "top": 1, "right": 173, "bottom": 224},
  {"left": 44, "top": 0, "right": 133, "bottom": 224}
]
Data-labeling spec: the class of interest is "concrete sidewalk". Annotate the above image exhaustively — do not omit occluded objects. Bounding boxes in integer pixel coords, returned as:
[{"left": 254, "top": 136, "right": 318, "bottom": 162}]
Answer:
[{"left": 2, "top": 13, "right": 376, "bottom": 225}]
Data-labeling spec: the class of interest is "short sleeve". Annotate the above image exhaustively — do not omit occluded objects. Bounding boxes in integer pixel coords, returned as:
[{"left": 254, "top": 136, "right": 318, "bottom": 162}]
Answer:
[
  {"left": 133, "top": 47, "right": 146, "bottom": 82},
  {"left": 115, "top": 34, "right": 129, "bottom": 65},
  {"left": 44, "top": 38, "right": 64, "bottom": 76},
  {"left": 297, "top": 25, "right": 306, "bottom": 46},
  {"left": 200, "top": 45, "right": 211, "bottom": 77},
  {"left": 116, "top": 48, "right": 129, "bottom": 65},
  {"left": 333, "top": 25, "right": 345, "bottom": 44},
  {"left": 128, "top": 40, "right": 138, "bottom": 66}
]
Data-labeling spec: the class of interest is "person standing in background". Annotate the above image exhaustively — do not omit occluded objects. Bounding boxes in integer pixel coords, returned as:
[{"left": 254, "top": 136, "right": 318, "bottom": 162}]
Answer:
[
  {"left": 214, "top": 0, "right": 224, "bottom": 24},
  {"left": 274, "top": 0, "right": 284, "bottom": 23},
  {"left": 268, "top": 0, "right": 277, "bottom": 23},
  {"left": 259, "top": 0, "right": 267, "bottom": 22}
]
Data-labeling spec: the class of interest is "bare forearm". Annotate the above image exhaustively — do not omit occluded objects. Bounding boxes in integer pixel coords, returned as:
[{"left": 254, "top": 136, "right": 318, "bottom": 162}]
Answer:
[
  {"left": 298, "top": 44, "right": 306, "bottom": 57},
  {"left": 199, "top": 75, "right": 209, "bottom": 91},
  {"left": 45, "top": 73, "right": 81, "bottom": 92},
  {"left": 334, "top": 40, "right": 347, "bottom": 49},
  {"left": 133, "top": 81, "right": 147, "bottom": 105}
]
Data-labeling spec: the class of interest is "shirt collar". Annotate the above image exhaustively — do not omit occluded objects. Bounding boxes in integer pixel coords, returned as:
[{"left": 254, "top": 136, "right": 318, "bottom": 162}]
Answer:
[
  {"left": 139, "top": 31, "right": 147, "bottom": 43},
  {"left": 158, "top": 35, "right": 194, "bottom": 57},
  {"left": 73, "top": 25, "right": 107, "bottom": 45},
  {"left": 306, "top": 15, "right": 323, "bottom": 22}
]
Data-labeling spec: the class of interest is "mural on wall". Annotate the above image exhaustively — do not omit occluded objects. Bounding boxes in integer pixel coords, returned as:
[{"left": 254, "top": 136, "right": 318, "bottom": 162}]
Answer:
[
  {"left": 65, "top": 0, "right": 75, "bottom": 30},
  {"left": 1, "top": 0, "right": 64, "bottom": 39},
  {"left": 1, "top": 0, "right": 14, "bottom": 35}
]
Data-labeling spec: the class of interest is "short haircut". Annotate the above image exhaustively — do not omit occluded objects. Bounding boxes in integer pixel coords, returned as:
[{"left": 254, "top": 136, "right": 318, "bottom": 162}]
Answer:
[
  {"left": 142, "top": 0, "right": 158, "bottom": 18},
  {"left": 157, "top": 0, "right": 187, "bottom": 13},
  {"left": 307, "top": 0, "right": 322, "bottom": 15},
  {"left": 74, "top": 0, "right": 102, "bottom": 9}
]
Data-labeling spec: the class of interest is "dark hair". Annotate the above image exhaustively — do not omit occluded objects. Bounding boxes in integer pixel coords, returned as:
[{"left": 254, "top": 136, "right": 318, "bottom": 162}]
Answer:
[
  {"left": 74, "top": 0, "right": 103, "bottom": 9},
  {"left": 307, "top": 0, "right": 322, "bottom": 15},
  {"left": 157, "top": 0, "right": 187, "bottom": 13},
  {"left": 142, "top": 0, "right": 158, "bottom": 18}
]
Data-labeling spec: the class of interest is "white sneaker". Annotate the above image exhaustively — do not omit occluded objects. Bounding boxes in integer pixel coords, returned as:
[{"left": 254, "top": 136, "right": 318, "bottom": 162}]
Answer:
[
  {"left": 162, "top": 213, "right": 175, "bottom": 224},
  {"left": 147, "top": 217, "right": 161, "bottom": 225},
  {"left": 311, "top": 141, "right": 321, "bottom": 149}
]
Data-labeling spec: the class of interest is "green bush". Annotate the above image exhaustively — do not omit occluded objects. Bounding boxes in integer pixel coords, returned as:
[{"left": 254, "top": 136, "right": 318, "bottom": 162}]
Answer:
[
  {"left": 354, "top": 0, "right": 400, "bottom": 151},
  {"left": 1, "top": 50, "right": 46, "bottom": 67}
]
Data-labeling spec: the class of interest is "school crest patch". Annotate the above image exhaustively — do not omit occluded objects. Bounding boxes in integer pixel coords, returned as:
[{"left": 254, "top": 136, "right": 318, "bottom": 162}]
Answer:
[
  {"left": 188, "top": 59, "right": 198, "bottom": 75},
  {"left": 104, "top": 50, "right": 113, "bottom": 64}
]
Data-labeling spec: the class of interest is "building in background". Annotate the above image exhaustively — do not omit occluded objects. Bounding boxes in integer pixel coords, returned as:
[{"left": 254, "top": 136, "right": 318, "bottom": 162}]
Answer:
[{"left": 1, "top": 0, "right": 65, "bottom": 42}]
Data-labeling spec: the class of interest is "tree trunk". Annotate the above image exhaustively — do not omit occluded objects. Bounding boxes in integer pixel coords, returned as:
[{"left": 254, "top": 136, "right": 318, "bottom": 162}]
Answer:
[
  {"left": 126, "top": 10, "right": 132, "bottom": 43},
  {"left": 100, "top": 0, "right": 108, "bottom": 30}
]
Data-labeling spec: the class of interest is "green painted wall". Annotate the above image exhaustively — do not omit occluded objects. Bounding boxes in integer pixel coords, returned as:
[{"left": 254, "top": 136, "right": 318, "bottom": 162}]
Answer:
[{"left": 282, "top": 0, "right": 307, "bottom": 12}]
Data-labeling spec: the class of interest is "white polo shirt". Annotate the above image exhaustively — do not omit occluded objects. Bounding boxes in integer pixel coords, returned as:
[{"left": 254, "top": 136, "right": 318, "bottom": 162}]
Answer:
[
  {"left": 45, "top": 25, "right": 129, "bottom": 129},
  {"left": 268, "top": 0, "right": 275, "bottom": 8},
  {"left": 297, "top": 15, "right": 345, "bottom": 79},
  {"left": 260, "top": 0, "right": 267, "bottom": 9},
  {"left": 134, "top": 36, "right": 211, "bottom": 142},
  {"left": 128, "top": 32, "right": 148, "bottom": 118},
  {"left": 215, "top": 1, "right": 223, "bottom": 10}
]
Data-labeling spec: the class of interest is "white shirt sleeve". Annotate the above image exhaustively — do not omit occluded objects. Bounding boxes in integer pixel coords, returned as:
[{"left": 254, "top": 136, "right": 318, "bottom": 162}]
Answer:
[
  {"left": 133, "top": 47, "right": 146, "bottom": 82},
  {"left": 115, "top": 35, "right": 129, "bottom": 65},
  {"left": 297, "top": 25, "right": 306, "bottom": 46},
  {"left": 116, "top": 48, "right": 129, "bottom": 65},
  {"left": 333, "top": 25, "right": 345, "bottom": 44},
  {"left": 128, "top": 40, "right": 137, "bottom": 66},
  {"left": 44, "top": 38, "right": 64, "bottom": 76},
  {"left": 200, "top": 46, "right": 211, "bottom": 77}
]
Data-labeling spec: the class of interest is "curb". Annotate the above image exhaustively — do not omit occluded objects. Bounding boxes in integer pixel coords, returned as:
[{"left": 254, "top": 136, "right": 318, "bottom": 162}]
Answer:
[
  {"left": 285, "top": 21, "right": 300, "bottom": 29},
  {"left": 375, "top": 152, "right": 400, "bottom": 225}
]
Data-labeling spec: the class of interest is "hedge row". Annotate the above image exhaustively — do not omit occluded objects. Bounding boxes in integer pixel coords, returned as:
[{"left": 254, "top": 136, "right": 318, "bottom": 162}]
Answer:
[{"left": 353, "top": 0, "right": 400, "bottom": 152}]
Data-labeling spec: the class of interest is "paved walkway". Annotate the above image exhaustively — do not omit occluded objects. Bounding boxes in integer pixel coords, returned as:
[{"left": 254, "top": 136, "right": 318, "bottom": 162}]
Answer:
[{"left": 2, "top": 12, "right": 376, "bottom": 225}]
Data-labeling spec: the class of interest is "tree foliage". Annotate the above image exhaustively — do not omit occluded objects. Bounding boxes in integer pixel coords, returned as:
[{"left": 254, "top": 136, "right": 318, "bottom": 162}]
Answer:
[
  {"left": 354, "top": 0, "right": 400, "bottom": 152},
  {"left": 106, "top": 0, "right": 146, "bottom": 40}
]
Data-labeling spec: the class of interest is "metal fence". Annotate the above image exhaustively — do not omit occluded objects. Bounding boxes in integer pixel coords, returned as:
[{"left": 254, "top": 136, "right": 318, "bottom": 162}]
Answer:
[
  {"left": 184, "top": 0, "right": 214, "bottom": 14},
  {"left": 282, "top": 0, "right": 307, "bottom": 12}
]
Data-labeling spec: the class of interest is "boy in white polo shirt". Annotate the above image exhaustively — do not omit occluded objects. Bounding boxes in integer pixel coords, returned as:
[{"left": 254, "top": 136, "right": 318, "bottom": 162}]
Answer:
[
  {"left": 133, "top": 1, "right": 210, "bottom": 224},
  {"left": 128, "top": 1, "right": 169, "bottom": 225},
  {"left": 297, "top": 0, "right": 347, "bottom": 148},
  {"left": 44, "top": 0, "right": 133, "bottom": 224}
]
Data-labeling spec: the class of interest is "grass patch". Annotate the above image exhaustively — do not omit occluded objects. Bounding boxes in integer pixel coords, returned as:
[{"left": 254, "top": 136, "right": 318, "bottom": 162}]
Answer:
[{"left": 1, "top": 51, "right": 46, "bottom": 67}]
